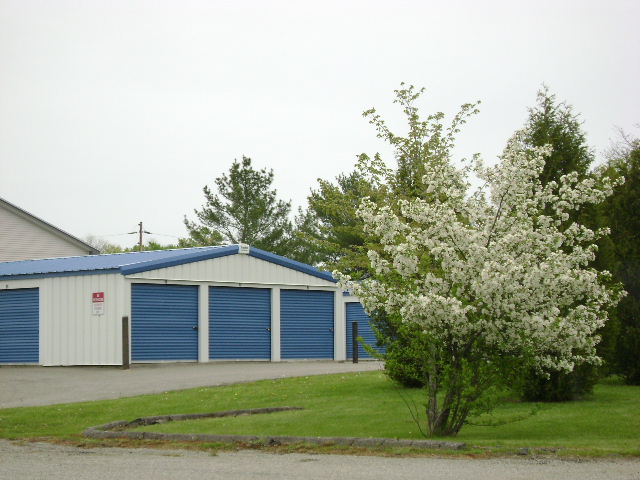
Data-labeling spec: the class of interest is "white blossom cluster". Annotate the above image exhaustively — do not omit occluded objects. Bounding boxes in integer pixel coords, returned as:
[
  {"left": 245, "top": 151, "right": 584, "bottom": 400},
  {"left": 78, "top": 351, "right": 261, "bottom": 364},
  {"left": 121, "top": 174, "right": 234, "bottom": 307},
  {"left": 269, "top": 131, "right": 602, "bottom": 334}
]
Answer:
[{"left": 336, "top": 130, "right": 624, "bottom": 373}]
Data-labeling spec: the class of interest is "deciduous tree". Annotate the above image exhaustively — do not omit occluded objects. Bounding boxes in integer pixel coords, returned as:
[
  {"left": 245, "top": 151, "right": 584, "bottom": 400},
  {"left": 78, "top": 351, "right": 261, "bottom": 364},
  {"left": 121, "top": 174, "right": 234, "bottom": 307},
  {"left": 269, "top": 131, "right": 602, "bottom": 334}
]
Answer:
[{"left": 336, "top": 86, "right": 624, "bottom": 436}]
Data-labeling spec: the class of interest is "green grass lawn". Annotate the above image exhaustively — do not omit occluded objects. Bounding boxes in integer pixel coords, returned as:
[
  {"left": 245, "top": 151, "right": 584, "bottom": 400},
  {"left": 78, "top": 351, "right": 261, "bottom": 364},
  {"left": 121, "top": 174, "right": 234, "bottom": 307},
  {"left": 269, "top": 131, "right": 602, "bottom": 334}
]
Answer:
[{"left": 0, "top": 371, "right": 638, "bottom": 456}]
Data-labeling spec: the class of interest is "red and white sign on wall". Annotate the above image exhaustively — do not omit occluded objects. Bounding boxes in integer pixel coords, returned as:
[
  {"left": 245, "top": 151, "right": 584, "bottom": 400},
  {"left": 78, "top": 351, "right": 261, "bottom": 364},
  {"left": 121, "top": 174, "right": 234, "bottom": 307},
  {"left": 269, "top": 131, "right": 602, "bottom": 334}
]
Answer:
[{"left": 92, "top": 292, "right": 105, "bottom": 316}]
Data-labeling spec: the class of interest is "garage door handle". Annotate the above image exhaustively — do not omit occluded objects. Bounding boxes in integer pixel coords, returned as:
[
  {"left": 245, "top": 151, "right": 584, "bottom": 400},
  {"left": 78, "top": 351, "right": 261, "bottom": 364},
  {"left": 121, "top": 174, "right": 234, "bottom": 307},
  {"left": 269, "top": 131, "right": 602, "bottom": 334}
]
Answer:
[
  {"left": 266, "top": 327, "right": 271, "bottom": 332},
  {"left": 192, "top": 326, "right": 198, "bottom": 331},
  {"left": 329, "top": 328, "right": 334, "bottom": 332}
]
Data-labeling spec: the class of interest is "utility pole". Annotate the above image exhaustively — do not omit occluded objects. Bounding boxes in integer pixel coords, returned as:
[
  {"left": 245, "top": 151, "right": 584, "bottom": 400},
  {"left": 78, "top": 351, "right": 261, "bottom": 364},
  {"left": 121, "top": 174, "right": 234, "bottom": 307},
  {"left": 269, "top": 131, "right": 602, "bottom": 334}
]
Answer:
[
  {"left": 127, "top": 223, "right": 151, "bottom": 251},
  {"left": 137, "top": 222, "right": 150, "bottom": 252}
]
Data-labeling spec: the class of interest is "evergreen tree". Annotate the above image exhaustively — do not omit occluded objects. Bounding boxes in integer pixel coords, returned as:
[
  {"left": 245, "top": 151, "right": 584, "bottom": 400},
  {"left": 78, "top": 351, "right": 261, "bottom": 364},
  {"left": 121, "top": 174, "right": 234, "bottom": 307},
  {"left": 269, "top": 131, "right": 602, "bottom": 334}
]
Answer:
[
  {"left": 302, "top": 170, "right": 385, "bottom": 276},
  {"left": 600, "top": 134, "right": 640, "bottom": 384},
  {"left": 184, "top": 156, "right": 293, "bottom": 256},
  {"left": 517, "top": 87, "right": 602, "bottom": 401},
  {"left": 526, "top": 85, "right": 593, "bottom": 184}
]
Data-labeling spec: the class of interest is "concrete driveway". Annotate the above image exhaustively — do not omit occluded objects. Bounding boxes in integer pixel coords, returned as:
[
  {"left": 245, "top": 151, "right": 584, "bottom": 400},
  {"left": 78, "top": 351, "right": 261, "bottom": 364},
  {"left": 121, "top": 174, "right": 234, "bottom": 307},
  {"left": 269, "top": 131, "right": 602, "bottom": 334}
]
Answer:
[{"left": 0, "top": 361, "right": 382, "bottom": 408}]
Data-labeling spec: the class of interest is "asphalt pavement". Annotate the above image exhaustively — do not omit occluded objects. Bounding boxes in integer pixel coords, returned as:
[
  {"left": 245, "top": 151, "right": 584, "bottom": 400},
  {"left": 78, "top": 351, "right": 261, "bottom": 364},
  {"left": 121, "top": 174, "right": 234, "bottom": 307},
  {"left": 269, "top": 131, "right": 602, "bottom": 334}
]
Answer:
[
  {"left": 0, "top": 361, "right": 382, "bottom": 408},
  {"left": 1, "top": 440, "right": 639, "bottom": 480}
]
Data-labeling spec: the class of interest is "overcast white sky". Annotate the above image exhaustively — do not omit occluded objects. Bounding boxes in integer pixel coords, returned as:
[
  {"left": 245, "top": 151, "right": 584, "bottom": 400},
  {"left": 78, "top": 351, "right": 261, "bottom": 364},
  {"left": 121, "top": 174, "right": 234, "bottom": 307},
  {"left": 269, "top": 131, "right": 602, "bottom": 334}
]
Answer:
[{"left": 1, "top": 0, "right": 638, "bottom": 249}]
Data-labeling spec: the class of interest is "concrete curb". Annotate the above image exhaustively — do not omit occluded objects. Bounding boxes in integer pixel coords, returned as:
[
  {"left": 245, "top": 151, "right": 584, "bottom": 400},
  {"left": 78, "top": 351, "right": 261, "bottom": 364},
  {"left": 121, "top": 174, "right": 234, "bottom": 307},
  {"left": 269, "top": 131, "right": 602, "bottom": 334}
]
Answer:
[{"left": 82, "top": 407, "right": 466, "bottom": 451}]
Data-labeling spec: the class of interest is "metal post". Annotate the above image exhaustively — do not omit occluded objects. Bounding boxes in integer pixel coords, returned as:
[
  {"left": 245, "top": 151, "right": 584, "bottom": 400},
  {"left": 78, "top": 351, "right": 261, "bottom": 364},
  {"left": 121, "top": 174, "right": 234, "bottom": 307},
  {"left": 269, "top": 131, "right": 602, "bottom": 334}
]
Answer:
[
  {"left": 122, "top": 316, "right": 130, "bottom": 370},
  {"left": 352, "top": 321, "right": 358, "bottom": 364}
]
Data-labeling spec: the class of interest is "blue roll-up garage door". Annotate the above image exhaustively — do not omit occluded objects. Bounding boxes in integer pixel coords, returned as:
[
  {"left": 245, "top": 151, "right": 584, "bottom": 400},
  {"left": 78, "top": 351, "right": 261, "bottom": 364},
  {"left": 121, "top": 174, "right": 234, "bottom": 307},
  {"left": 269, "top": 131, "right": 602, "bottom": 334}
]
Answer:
[
  {"left": 209, "top": 287, "right": 271, "bottom": 360},
  {"left": 131, "top": 284, "right": 199, "bottom": 361},
  {"left": 0, "top": 288, "right": 39, "bottom": 364},
  {"left": 346, "top": 302, "right": 384, "bottom": 360},
  {"left": 281, "top": 289, "right": 334, "bottom": 359}
]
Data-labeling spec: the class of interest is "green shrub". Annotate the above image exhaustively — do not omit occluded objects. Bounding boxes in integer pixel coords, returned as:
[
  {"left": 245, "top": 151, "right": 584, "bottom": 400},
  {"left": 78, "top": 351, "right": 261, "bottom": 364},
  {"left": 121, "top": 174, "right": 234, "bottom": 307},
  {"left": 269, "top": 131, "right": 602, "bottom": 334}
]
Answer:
[
  {"left": 369, "top": 312, "right": 429, "bottom": 388},
  {"left": 615, "top": 295, "right": 640, "bottom": 385},
  {"left": 383, "top": 341, "right": 429, "bottom": 388},
  {"left": 518, "top": 364, "right": 599, "bottom": 402}
]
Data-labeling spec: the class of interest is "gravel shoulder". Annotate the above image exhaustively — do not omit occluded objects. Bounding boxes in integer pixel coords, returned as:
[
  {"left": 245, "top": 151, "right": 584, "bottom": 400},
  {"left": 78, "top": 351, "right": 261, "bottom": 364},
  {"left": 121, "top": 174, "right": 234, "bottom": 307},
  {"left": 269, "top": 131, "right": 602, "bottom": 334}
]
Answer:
[{"left": 1, "top": 439, "right": 639, "bottom": 480}]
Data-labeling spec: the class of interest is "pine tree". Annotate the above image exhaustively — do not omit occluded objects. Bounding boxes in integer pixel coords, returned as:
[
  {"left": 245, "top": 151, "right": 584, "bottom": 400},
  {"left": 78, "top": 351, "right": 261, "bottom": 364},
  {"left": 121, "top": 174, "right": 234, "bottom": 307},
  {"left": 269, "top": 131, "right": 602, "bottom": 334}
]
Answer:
[
  {"left": 601, "top": 134, "right": 640, "bottom": 384},
  {"left": 517, "top": 86, "right": 602, "bottom": 401},
  {"left": 184, "top": 156, "right": 293, "bottom": 256}
]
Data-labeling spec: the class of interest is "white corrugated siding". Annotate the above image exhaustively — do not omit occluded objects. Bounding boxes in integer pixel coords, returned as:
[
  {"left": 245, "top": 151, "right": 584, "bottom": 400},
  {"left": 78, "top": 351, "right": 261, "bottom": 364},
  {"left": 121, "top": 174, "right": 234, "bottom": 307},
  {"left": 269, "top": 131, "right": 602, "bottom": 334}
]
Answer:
[
  {"left": 0, "top": 205, "right": 92, "bottom": 261},
  {"left": 39, "top": 274, "right": 126, "bottom": 365},
  {"left": 1, "top": 252, "right": 348, "bottom": 365},
  {"left": 126, "top": 254, "right": 336, "bottom": 287}
]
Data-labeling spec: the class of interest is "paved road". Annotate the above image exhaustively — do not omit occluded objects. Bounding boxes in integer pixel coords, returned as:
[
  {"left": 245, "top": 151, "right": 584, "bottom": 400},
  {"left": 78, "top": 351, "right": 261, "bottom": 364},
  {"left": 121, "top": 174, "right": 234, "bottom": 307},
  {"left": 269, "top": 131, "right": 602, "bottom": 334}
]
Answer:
[
  {"left": 1, "top": 440, "right": 638, "bottom": 480},
  {"left": 0, "top": 361, "right": 382, "bottom": 408}
]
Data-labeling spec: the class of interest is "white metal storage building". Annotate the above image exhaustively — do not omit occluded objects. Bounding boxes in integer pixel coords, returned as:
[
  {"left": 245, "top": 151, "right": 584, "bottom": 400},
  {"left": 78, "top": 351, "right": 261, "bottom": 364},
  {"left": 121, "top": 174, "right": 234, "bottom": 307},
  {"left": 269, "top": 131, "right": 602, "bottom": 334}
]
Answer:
[{"left": 0, "top": 245, "right": 370, "bottom": 366}]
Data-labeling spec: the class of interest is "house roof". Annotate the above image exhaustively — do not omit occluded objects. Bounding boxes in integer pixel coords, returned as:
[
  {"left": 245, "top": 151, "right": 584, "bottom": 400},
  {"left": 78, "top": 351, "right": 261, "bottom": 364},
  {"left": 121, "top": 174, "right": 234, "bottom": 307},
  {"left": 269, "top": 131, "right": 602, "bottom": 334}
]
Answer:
[
  {"left": 0, "top": 197, "right": 99, "bottom": 255},
  {"left": 0, "top": 245, "right": 336, "bottom": 282}
]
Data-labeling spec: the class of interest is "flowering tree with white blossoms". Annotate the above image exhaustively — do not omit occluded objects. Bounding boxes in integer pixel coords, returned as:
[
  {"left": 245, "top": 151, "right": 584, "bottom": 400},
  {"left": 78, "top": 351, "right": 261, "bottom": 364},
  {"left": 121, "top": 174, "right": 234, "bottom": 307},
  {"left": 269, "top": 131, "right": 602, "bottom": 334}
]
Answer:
[{"left": 336, "top": 86, "right": 624, "bottom": 437}]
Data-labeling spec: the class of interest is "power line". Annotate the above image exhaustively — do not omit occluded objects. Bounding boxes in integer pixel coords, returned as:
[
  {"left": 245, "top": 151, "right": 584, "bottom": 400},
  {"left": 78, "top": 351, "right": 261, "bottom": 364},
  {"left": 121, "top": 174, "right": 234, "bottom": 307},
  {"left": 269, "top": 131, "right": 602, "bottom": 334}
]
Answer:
[
  {"left": 149, "top": 232, "right": 182, "bottom": 238},
  {"left": 96, "top": 233, "right": 138, "bottom": 237},
  {"left": 95, "top": 225, "right": 184, "bottom": 252},
  {"left": 97, "top": 231, "right": 182, "bottom": 239}
]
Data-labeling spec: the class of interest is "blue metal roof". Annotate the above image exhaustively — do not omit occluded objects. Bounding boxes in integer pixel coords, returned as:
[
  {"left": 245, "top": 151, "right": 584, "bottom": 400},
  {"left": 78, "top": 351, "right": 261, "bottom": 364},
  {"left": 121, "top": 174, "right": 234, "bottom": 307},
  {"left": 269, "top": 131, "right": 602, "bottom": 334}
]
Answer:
[{"left": 0, "top": 245, "right": 336, "bottom": 283}]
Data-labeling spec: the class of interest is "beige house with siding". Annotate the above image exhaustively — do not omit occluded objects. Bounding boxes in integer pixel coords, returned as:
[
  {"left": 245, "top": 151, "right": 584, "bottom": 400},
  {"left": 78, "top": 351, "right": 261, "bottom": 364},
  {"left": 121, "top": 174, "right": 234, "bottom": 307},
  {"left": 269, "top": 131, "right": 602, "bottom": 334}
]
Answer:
[{"left": 0, "top": 197, "right": 98, "bottom": 262}]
